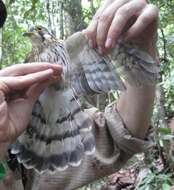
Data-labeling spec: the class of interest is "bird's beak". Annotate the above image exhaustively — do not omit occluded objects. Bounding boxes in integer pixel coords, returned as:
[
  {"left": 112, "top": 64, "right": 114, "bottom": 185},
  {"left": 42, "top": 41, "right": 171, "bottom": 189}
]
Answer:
[{"left": 23, "top": 32, "right": 35, "bottom": 37}]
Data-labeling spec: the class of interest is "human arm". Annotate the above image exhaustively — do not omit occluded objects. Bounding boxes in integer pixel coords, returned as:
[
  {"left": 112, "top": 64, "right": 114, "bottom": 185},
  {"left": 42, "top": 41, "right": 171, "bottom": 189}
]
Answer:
[
  {"left": 10, "top": 1, "right": 159, "bottom": 189},
  {"left": 84, "top": 0, "right": 158, "bottom": 139},
  {"left": 0, "top": 63, "right": 62, "bottom": 157}
]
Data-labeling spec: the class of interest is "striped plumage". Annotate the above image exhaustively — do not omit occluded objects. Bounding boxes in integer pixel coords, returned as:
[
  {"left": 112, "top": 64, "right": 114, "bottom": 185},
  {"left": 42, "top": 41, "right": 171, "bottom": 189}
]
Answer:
[{"left": 11, "top": 25, "right": 159, "bottom": 174}]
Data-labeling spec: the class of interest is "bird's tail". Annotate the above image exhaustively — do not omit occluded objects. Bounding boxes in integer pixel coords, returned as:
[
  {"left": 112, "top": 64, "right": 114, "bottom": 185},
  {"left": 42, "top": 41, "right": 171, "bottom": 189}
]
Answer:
[{"left": 10, "top": 88, "right": 95, "bottom": 174}]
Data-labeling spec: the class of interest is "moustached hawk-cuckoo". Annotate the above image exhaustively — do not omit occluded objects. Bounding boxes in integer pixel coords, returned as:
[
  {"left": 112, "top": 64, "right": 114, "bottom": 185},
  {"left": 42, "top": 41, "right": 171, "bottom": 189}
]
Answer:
[{"left": 10, "top": 25, "right": 159, "bottom": 174}]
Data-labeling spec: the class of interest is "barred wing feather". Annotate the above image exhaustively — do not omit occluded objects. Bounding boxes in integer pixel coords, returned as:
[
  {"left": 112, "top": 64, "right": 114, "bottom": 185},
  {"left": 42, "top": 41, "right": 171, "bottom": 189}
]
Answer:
[
  {"left": 65, "top": 32, "right": 159, "bottom": 90},
  {"left": 10, "top": 29, "right": 159, "bottom": 174}
]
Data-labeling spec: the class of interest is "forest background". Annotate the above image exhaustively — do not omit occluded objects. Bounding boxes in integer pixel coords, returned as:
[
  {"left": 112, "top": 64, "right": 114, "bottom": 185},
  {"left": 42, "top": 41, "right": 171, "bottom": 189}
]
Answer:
[{"left": 0, "top": 0, "right": 174, "bottom": 189}]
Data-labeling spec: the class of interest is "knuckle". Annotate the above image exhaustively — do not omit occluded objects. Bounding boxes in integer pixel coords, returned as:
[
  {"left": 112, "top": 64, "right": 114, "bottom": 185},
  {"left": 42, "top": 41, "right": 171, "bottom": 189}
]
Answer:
[
  {"left": 86, "top": 28, "right": 95, "bottom": 38},
  {"left": 93, "top": 15, "right": 99, "bottom": 21},
  {"left": 141, "top": 14, "right": 151, "bottom": 23},
  {"left": 141, "top": 5, "right": 159, "bottom": 23},
  {"left": 116, "top": 7, "right": 128, "bottom": 18},
  {"left": 137, "top": 0, "right": 147, "bottom": 7},
  {"left": 117, "top": 6, "right": 127, "bottom": 17},
  {"left": 148, "top": 4, "right": 159, "bottom": 16},
  {"left": 98, "top": 12, "right": 112, "bottom": 23},
  {"left": 93, "top": 8, "right": 103, "bottom": 21},
  {"left": 85, "top": 30, "right": 96, "bottom": 43},
  {"left": 86, "top": 23, "right": 97, "bottom": 40},
  {"left": 93, "top": 10, "right": 101, "bottom": 20},
  {"left": 130, "top": 0, "right": 147, "bottom": 10},
  {"left": 17, "top": 76, "right": 26, "bottom": 84}
]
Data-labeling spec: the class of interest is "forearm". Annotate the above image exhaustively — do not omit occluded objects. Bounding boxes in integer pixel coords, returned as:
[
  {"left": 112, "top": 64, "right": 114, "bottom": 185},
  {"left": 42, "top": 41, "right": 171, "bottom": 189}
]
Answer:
[
  {"left": 117, "top": 47, "right": 157, "bottom": 139},
  {"left": 117, "top": 84, "right": 155, "bottom": 139}
]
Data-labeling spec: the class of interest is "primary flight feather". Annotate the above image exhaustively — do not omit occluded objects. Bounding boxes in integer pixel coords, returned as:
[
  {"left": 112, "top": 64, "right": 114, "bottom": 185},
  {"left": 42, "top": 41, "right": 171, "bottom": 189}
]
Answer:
[{"left": 10, "top": 25, "right": 159, "bottom": 174}]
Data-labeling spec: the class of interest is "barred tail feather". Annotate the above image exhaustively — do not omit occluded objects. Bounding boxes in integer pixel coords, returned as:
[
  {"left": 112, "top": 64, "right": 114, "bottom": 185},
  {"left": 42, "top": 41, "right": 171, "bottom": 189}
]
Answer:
[{"left": 11, "top": 88, "right": 95, "bottom": 173}]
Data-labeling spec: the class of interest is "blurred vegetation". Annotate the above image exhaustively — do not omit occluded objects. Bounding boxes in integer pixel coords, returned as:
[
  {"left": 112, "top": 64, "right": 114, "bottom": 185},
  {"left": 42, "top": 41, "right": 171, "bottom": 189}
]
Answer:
[{"left": 1, "top": 0, "right": 174, "bottom": 189}]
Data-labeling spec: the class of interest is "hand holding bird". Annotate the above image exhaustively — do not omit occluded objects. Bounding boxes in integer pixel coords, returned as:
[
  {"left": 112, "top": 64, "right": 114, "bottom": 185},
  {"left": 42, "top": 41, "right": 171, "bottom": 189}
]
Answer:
[{"left": 10, "top": 25, "right": 159, "bottom": 174}]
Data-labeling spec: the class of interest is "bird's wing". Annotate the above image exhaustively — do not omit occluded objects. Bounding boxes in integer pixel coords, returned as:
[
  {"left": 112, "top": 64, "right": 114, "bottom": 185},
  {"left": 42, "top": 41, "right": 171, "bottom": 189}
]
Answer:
[
  {"left": 108, "top": 40, "right": 159, "bottom": 86},
  {"left": 64, "top": 32, "right": 126, "bottom": 95},
  {"left": 65, "top": 32, "right": 159, "bottom": 95}
]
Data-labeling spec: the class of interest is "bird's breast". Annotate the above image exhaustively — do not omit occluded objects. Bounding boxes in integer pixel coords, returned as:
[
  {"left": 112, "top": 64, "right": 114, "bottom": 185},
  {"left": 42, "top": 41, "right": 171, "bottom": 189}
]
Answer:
[
  {"left": 39, "top": 48, "right": 60, "bottom": 63},
  {"left": 38, "top": 87, "right": 70, "bottom": 125}
]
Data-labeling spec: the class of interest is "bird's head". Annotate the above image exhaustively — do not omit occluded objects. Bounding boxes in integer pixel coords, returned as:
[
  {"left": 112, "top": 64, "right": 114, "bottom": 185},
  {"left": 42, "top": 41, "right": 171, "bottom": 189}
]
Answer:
[{"left": 23, "top": 25, "right": 55, "bottom": 47}]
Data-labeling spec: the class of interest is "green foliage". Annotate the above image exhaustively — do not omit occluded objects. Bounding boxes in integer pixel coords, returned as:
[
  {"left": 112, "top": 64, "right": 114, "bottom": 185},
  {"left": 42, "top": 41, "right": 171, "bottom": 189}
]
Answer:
[
  {"left": 78, "top": 178, "right": 106, "bottom": 190},
  {"left": 1, "top": 0, "right": 174, "bottom": 189},
  {"left": 136, "top": 171, "right": 173, "bottom": 190},
  {"left": 1, "top": 0, "right": 47, "bottom": 67},
  {"left": 82, "top": 0, "right": 101, "bottom": 23},
  {"left": 154, "top": 0, "right": 174, "bottom": 115},
  {"left": 0, "top": 163, "right": 6, "bottom": 181},
  {"left": 1, "top": 0, "right": 101, "bottom": 67}
]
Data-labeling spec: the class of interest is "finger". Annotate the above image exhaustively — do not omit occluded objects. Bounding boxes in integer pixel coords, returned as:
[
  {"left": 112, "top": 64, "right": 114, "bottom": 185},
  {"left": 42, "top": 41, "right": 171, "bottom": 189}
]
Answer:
[
  {"left": 124, "top": 4, "right": 159, "bottom": 40},
  {"left": 0, "top": 69, "right": 59, "bottom": 93},
  {"left": 84, "top": 16, "right": 98, "bottom": 48},
  {"left": 106, "top": 0, "right": 147, "bottom": 48},
  {"left": 0, "top": 91, "right": 8, "bottom": 129},
  {"left": 85, "top": 9, "right": 104, "bottom": 48},
  {"left": 0, "top": 91, "right": 9, "bottom": 142},
  {"left": 0, "top": 62, "right": 62, "bottom": 76},
  {"left": 85, "top": 0, "right": 114, "bottom": 48},
  {"left": 26, "top": 78, "right": 59, "bottom": 103},
  {"left": 13, "top": 79, "right": 59, "bottom": 134},
  {"left": 2, "top": 77, "right": 61, "bottom": 138},
  {"left": 96, "top": 0, "right": 129, "bottom": 52}
]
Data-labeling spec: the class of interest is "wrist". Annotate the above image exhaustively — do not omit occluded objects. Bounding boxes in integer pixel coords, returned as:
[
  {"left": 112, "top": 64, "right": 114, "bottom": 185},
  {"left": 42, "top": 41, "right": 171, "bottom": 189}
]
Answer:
[
  {"left": 147, "top": 44, "right": 158, "bottom": 60},
  {"left": 132, "top": 40, "right": 157, "bottom": 60},
  {"left": 117, "top": 85, "right": 155, "bottom": 139},
  {"left": 136, "top": 34, "right": 158, "bottom": 60},
  {"left": 141, "top": 42, "right": 158, "bottom": 60}
]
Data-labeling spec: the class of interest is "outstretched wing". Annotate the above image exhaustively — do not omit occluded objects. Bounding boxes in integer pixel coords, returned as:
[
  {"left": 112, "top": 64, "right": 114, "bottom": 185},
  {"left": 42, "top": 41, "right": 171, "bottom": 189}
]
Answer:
[
  {"left": 65, "top": 32, "right": 126, "bottom": 95},
  {"left": 10, "top": 29, "right": 159, "bottom": 174},
  {"left": 109, "top": 40, "right": 159, "bottom": 86},
  {"left": 65, "top": 32, "right": 159, "bottom": 95}
]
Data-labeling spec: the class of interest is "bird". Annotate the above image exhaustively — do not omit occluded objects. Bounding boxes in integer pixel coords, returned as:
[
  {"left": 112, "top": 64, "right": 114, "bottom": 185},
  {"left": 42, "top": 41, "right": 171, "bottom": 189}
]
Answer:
[{"left": 10, "top": 25, "right": 159, "bottom": 174}]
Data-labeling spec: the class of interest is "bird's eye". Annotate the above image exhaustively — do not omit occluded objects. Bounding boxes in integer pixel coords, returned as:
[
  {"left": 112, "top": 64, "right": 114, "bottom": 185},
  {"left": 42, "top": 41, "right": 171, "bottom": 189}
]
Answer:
[{"left": 37, "top": 26, "right": 42, "bottom": 31}]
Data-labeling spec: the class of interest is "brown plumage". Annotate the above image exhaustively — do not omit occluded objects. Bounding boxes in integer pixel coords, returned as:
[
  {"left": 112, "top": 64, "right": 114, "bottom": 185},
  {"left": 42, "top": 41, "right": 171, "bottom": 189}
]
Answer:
[{"left": 10, "top": 25, "right": 159, "bottom": 174}]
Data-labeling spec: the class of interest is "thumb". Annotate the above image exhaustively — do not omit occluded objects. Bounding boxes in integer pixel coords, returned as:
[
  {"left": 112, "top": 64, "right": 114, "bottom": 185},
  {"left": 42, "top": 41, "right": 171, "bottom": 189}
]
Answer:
[{"left": 26, "top": 77, "right": 59, "bottom": 104}]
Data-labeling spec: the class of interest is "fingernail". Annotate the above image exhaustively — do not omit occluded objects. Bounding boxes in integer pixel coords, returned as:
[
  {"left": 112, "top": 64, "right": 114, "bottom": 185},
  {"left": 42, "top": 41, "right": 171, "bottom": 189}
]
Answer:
[
  {"left": 88, "top": 39, "right": 93, "bottom": 48},
  {"left": 105, "top": 38, "right": 112, "bottom": 48},
  {"left": 52, "top": 76, "right": 59, "bottom": 79}
]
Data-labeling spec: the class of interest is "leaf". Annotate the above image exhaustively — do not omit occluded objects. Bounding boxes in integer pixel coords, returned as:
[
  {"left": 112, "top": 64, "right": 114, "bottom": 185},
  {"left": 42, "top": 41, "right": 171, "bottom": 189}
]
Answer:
[
  {"left": 158, "top": 127, "right": 171, "bottom": 135},
  {"left": 0, "top": 163, "right": 6, "bottom": 181},
  {"left": 162, "top": 183, "right": 171, "bottom": 190}
]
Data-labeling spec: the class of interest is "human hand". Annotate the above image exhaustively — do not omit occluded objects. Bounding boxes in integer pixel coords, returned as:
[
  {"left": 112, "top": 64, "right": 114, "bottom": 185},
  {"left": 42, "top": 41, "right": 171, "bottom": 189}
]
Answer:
[
  {"left": 0, "top": 63, "right": 62, "bottom": 147},
  {"left": 84, "top": 0, "right": 159, "bottom": 56}
]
